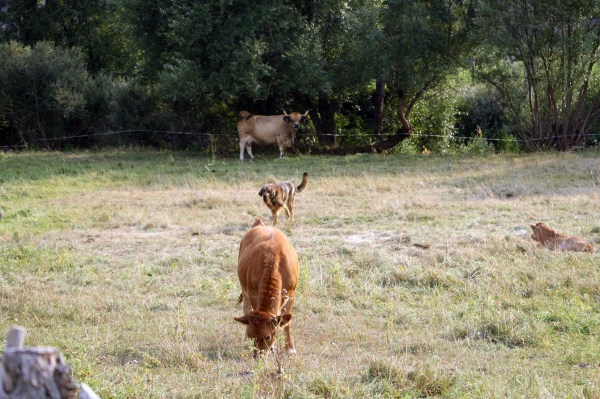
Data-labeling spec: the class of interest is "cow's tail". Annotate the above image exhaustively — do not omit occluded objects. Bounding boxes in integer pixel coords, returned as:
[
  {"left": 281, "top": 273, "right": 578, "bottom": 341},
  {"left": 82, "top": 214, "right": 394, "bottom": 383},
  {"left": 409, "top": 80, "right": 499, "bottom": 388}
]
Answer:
[
  {"left": 236, "top": 293, "right": 243, "bottom": 306},
  {"left": 238, "top": 110, "right": 252, "bottom": 120},
  {"left": 296, "top": 172, "right": 308, "bottom": 193}
]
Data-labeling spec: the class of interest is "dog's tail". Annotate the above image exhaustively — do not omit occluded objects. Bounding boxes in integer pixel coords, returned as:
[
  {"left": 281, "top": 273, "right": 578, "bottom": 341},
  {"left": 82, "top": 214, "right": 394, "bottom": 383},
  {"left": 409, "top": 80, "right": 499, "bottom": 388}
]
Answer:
[
  {"left": 236, "top": 293, "right": 243, "bottom": 306},
  {"left": 296, "top": 172, "right": 308, "bottom": 193}
]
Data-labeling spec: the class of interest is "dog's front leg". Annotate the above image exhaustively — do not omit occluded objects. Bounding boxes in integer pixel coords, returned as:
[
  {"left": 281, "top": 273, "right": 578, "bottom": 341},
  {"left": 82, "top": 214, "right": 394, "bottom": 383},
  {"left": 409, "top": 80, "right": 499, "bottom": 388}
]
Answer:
[{"left": 271, "top": 209, "right": 279, "bottom": 227}]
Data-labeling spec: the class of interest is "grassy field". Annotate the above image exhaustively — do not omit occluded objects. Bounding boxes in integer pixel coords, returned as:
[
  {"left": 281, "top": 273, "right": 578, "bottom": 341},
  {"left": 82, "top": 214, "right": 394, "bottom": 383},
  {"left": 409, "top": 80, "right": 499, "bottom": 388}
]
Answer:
[{"left": 0, "top": 149, "right": 599, "bottom": 398}]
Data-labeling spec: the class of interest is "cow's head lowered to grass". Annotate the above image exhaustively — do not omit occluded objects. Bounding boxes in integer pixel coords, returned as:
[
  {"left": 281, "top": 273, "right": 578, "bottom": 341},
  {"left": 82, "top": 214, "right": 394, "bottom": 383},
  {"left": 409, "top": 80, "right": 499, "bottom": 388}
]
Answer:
[{"left": 234, "top": 310, "right": 292, "bottom": 354}]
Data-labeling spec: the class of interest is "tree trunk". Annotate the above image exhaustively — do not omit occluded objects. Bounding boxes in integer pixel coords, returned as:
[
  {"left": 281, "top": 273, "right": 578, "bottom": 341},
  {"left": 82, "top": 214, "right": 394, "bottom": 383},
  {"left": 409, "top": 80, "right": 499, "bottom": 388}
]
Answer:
[
  {"left": 310, "top": 98, "right": 336, "bottom": 146},
  {"left": 373, "top": 79, "right": 386, "bottom": 138},
  {"left": 0, "top": 326, "right": 99, "bottom": 399},
  {"left": 372, "top": 90, "right": 413, "bottom": 152}
]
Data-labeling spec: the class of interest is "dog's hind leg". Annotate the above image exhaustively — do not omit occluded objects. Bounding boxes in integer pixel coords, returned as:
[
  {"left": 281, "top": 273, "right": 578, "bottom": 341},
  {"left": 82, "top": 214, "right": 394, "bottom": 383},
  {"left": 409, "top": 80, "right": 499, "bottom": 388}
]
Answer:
[
  {"left": 281, "top": 203, "right": 292, "bottom": 222},
  {"left": 288, "top": 198, "right": 295, "bottom": 222}
]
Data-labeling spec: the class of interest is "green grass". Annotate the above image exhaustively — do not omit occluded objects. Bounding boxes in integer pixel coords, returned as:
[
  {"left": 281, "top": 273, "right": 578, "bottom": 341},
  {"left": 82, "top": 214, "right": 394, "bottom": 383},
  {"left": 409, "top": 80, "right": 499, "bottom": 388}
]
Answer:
[{"left": 1, "top": 149, "right": 600, "bottom": 398}]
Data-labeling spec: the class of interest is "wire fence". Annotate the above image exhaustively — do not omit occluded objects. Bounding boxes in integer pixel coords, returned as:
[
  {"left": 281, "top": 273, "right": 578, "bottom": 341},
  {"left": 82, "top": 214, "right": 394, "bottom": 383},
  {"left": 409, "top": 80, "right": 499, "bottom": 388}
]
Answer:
[{"left": 1, "top": 129, "right": 599, "bottom": 150}]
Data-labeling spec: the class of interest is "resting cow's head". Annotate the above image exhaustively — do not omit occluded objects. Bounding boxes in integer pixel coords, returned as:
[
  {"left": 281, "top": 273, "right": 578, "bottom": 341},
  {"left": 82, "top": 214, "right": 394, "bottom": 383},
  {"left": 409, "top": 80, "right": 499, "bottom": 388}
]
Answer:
[
  {"left": 530, "top": 222, "right": 556, "bottom": 243},
  {"left": 283, "top": 110, "right": 310, "bottom": 129},
  {"left": 235, "top": 311, "right": 292, "bottom": 356}
]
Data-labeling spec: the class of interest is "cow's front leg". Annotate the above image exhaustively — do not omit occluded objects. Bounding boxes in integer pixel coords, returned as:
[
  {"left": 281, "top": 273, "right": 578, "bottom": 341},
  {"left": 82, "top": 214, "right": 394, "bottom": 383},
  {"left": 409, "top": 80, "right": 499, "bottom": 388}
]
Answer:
[
  {"left": 239, "top": 141, "right": 245, "bottom": 161},
  {"left": 279, "top": 144, "right": 285, "bottom": 159},
  {"left": 282, "top": 297, "right": 296, "bottom": 354}
]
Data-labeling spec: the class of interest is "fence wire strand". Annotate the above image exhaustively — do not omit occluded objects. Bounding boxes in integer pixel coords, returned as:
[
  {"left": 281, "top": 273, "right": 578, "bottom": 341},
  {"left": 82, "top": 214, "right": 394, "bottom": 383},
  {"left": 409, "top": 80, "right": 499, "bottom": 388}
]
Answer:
[{"left": 1, "top": 129, "right": 599, "bottom": 149}]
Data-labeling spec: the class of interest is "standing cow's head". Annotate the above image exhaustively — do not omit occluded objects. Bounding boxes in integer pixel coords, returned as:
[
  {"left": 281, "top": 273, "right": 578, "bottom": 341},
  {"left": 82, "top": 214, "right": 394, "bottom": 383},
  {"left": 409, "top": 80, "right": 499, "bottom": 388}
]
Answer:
[
  {"left": 283, "top": 110, "right": 310, "bottom": 129},
  {"left": 235, "top": 310, "right": 292, "bottom": 356}
]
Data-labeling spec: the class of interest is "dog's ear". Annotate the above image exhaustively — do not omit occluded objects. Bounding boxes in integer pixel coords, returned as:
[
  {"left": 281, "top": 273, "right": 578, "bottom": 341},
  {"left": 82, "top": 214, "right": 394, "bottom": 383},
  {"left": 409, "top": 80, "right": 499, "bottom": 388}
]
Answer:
[
  {"left": 258, "top": 187, "right": 265, "bottom": 196},
  {"left": 267, "top": 187, "right": 276, "bottom": 198}
]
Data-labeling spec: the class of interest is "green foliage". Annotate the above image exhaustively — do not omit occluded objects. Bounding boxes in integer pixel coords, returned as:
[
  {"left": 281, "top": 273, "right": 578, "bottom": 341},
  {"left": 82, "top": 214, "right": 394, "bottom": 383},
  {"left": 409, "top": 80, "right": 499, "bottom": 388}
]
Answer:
[
  {"left": 476, "top": 0, "right": 600, "bottom": 150},
  {"left": 0, "top": 41, "right": 92, "bottom": 148},
  {"left": 2, "top": 0, "right": 600, "bottom": 153}
]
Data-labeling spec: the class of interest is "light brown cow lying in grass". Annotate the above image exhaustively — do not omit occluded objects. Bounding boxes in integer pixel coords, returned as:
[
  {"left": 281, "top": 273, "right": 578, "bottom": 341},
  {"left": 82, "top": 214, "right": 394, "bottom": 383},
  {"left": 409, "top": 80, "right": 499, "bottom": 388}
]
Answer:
[
  {"left": 237, "top": 110, "right": 309, "bottom": 160},
  {"left": 530, "top": 222, "right": 595, "bottom": 253},
  {"left": 235, "top": 218, "right": 299, "bottom": 356}
]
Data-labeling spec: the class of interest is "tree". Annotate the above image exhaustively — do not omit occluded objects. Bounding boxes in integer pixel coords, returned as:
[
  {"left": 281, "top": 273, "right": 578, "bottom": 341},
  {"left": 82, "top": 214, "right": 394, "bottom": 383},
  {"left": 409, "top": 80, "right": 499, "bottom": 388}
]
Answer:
[
  {"left": 0, "top": 41, "right": 93, "bottom": 148},
  {"left": 352, "top": 0, "right": 476, "bottom": 151},
  {"left": 477, "top": 0, "right": 600, "bottom": 150},
  {"left": 1, "top": 0, "right": 136, "bottom": 75}
]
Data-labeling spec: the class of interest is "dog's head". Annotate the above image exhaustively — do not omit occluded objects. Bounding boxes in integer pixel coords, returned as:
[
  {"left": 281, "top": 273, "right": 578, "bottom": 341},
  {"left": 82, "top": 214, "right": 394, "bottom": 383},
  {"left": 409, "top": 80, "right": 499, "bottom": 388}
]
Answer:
[
  {"left": 258, "top": 185, "right": 276, "bottom": 204},
  {"left": 530, "top": 222, "right": 556, "bottom": 243}
]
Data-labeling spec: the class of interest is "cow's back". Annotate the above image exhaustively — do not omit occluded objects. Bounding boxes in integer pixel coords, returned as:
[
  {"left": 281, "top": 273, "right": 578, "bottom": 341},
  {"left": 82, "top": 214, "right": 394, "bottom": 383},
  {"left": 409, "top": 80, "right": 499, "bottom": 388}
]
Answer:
[
  {"left": 237, "top": 114, "right": 290, "bottom": 145},
  {"left": 238, "top": 224, "right": 299, "bottom": 307}
]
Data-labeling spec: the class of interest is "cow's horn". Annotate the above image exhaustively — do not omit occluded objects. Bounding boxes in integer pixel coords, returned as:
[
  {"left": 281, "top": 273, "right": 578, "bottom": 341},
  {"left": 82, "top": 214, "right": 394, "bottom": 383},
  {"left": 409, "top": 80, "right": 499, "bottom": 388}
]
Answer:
[{"left": 283, "top": 110, "right": 290, "bottom": 116}]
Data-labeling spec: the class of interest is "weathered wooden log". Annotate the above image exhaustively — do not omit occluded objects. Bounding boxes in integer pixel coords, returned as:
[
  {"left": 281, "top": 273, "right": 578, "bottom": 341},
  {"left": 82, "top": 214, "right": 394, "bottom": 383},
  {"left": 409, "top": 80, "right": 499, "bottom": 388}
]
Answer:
[
  {"left": 5, "top": 326, "right": 25, "bottom": 349},
  {"left": 0, "top": 326, "right": 100, "bottom": 399},
  {"left": 79, "top": 384, "right": 101, "bottom": 399}
]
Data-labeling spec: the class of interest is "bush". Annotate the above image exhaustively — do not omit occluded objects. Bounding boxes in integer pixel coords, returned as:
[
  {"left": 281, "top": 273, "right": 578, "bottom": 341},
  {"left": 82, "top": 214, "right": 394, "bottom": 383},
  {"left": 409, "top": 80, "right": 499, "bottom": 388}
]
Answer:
[{"left": 0, "top": 41, "right": 94, "bottom": 149}]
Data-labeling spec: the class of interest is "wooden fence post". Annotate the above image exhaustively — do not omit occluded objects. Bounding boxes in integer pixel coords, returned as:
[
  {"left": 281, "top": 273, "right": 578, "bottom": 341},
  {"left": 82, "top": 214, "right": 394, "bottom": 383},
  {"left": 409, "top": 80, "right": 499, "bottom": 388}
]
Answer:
[{"left": 0, "top": 326, "right": 101, "bottom": 399}]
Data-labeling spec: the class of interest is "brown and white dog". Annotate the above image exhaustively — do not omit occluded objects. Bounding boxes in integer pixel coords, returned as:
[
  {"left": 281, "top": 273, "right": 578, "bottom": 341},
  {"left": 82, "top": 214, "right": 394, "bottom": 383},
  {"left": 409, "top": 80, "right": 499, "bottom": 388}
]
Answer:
[
  {"left": 258, "top": 172, "right": 308, "bottom": 227},
  {"left": 530, "top": 222, "right": 595, "bottom": 253}
]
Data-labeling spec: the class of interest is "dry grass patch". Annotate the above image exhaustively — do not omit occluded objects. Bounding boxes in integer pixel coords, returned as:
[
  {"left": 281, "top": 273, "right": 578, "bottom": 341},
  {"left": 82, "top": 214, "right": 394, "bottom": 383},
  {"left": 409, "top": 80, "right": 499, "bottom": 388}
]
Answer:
[{"left": 0, "top": 150, "right": 599, "bottom": 397}]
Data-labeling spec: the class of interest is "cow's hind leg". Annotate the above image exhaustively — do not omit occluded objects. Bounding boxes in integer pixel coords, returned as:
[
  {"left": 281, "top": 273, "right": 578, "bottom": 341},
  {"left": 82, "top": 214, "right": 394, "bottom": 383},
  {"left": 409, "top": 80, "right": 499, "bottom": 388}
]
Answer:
[{"left": 245, "top": 141, "right": 254, "bottom": 159}]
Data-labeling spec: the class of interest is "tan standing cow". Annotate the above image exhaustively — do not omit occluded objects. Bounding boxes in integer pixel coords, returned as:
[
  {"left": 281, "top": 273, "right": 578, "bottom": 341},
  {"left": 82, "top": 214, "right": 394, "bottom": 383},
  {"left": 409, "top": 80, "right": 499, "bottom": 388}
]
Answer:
[
  {"left": 235, "top": 218, "right": 299, "bottom": 356},
  {"left": 237, "top": 110, "right": 309, "bottom": 160}
]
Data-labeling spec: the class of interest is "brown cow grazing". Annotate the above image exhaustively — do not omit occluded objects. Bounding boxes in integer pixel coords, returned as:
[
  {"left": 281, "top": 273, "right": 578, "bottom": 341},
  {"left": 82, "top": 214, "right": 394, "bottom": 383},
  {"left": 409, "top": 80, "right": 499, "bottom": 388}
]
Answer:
[
  {"left": 235, "top": 218, "right": 299, "bottom": 356},
  {"left": 237, "top": 110, "right": 309, "bottom": 160},
  {"left": 530, "top": 222, "right": 595, "bottom": 253}
]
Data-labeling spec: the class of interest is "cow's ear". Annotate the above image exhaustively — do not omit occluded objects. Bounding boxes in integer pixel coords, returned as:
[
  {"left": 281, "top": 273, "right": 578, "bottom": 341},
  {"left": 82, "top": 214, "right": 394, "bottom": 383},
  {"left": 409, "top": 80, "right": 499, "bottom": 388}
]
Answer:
[
  {"left": 274, "top": 314, "right": 292, "bottom": 327},
  {"left": 283, "top": 116, "right": 293, "bottom": 123},
  {"left": 235, "top": 316, "right": 250, "bottom": 325}
]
